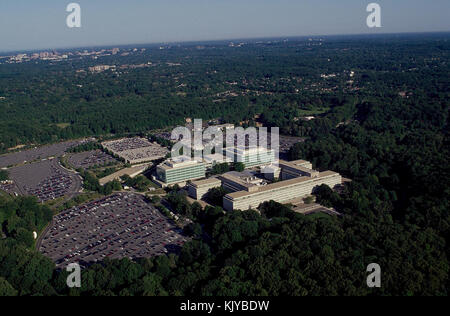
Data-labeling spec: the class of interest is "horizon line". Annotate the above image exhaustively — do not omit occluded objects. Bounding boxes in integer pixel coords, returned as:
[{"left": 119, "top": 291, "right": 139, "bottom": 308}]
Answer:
[{"left": 1, "top": 30, "right": 449, "bottom": 55}]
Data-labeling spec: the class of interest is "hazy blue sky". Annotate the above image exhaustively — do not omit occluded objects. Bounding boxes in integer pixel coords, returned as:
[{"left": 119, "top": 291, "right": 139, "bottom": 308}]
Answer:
[{"left": 0, "top": 0, "right": 449, "bottom": 52}]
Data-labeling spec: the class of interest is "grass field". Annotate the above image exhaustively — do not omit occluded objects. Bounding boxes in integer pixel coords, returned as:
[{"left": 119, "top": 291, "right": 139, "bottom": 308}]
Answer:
[
  {"left": 55, "top": 123, "right": 71, "bottom": 129},
  {"left": 307, "top": 212, "right": 332, "bottom": 220},
  {"left": 297, "top": 107, "right": 330, "bottom": 116}
]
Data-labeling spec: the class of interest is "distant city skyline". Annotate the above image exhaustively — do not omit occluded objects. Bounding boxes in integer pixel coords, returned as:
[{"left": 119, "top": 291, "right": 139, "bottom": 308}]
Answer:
[
  {"left": 4, "top": 31, "right": 450, "bottom": 55},
  {"left": 1, "top": 0, "right": 449, "bottom": 53}
]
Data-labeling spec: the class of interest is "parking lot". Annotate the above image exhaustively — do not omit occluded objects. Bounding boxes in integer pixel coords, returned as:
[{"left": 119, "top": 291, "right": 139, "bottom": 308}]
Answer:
[
  {"left": 0, "top": 180, "right": 15, "bottom": 194},
  {"left": 102, "top": 137, "right": 168, "bottom": 164},
  {"left": 39, "top": 193, "right": 188, "bottom": 268},
  {"left": 102, "top": 137, "right": 154, "bottom": 152},
  {"left": 277, "top": 135, "right": 305, "bottom": 159},
  {"left": 3, "top": 158, "right": 82, "bottom": 202},
  {"left": 68, "top": 150, "right": 118, "bottom": 170},
  {"left": 0, "top": 140, "right": 84, "bottom": 168}
]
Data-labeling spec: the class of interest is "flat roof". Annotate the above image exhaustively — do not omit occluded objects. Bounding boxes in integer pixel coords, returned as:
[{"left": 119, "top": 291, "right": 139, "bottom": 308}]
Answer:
[
  {"left": 226, "top": 147, "right": 274, "bottom": 155},
  {"left": 279, "top": 159, "right": 311, "bottom": 168},
  {"left": 188, "top": 177, "right": 221, "bottom": 188},
  {"left": 225, "top": 171, "right": 339, "bottom": 199},
  {"left": 279, "top": 160, "right": 317, "bottom": 174},
  {"left": 219, "top": 170, "right": 266, "bottom": 191},
  {"left": 158, "top": 157, "right": 205, "bottom": 170},
  {"left": 288, "top": 159, "right": 311, "bottom": 165},
  {"left": 203, "top": 153, "right": 233, "bottom": 163}
]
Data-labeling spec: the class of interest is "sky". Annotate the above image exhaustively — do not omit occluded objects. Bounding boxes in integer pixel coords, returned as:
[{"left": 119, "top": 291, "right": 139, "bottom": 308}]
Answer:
[{"left": 0, "top": 0, "right": 449, "bottom": 52}]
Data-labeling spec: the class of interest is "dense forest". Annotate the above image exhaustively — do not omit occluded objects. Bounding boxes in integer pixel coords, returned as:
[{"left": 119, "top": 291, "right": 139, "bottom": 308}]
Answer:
[
  {"left": 0, "top": 33, "right": 448, "bottom": 295},
  {"left": 0, "top": 33, "right": 448, "bottom": 151}
]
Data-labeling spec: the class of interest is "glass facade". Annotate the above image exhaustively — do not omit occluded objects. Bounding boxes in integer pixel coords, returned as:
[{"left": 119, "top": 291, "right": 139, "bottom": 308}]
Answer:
[
  {"left": 157, "top": 163, "right": 206, "bottom": 185},
  {"left": 237, "top": 150, "right": 276, "bottom": 168}
]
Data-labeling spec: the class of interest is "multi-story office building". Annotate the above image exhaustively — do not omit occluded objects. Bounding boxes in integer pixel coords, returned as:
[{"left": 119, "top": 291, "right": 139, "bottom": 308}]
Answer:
[
  {"left": 219, "top": 170, "right": 266, "bottom": 193},
  {"left": 223, "top": 170, "right": 342, "bottom": 211},
  {"left": 224, "top": 147, "right": 276, "bottom": 168},
  {"left": 279, "top": 160, "right": 319, "bottom": 180},
  {"left": 261, "top": 165, "right": 281, "bottom": 181},
  {"left": 156, "top": 157, "right": 206, "bottom": 186},
  {"left": 203, "top": 153, "right": 233, "bottom": 169},
  {"left": 187, "top": 178, "right": 222, "bottom": 200}
]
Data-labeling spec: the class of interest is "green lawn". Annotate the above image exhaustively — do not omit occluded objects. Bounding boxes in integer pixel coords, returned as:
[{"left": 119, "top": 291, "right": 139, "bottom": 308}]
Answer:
[
  {"left": 55, "top": 123, "right": 71, "bottom": 129},
  {"left": 297, "top": 107, "right": 330, "bottom": 116}
]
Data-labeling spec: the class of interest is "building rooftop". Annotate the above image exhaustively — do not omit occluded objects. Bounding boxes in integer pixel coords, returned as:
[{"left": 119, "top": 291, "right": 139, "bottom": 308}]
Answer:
[
  {"left": 220, "top": 170, "right": 268, "bottom": 191},
  {"left": 203, "top": 153, "right": 233, "bottom": 164},
  {"left": 225, "top": 146, "right": 273, "bottom": 155},
  {"left": 287, "top": 159, "right": 311, "bottom": 166},
  {"left": 279, "top": 159, "right": 318, "bottom": 176},
  {"left": 158, "top": 156, "right": 205, "bottom": 170},
  {"left": 188, "top": 177, "right": 222, "bottom": 188},
  {"left": 225, "top": 171, "right": 339, "bottom": 199}
]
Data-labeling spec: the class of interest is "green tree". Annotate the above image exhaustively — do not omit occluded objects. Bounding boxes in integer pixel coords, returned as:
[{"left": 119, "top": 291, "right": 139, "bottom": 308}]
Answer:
[
  {"left": 0, "top": 170, "right": 8, "bottom": 181},
  {"left": 233, "top": 162, "right": 245, "bottom": 172},
  {"left": 0, "top": 277, "right": 17, "bottom": 296}
]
